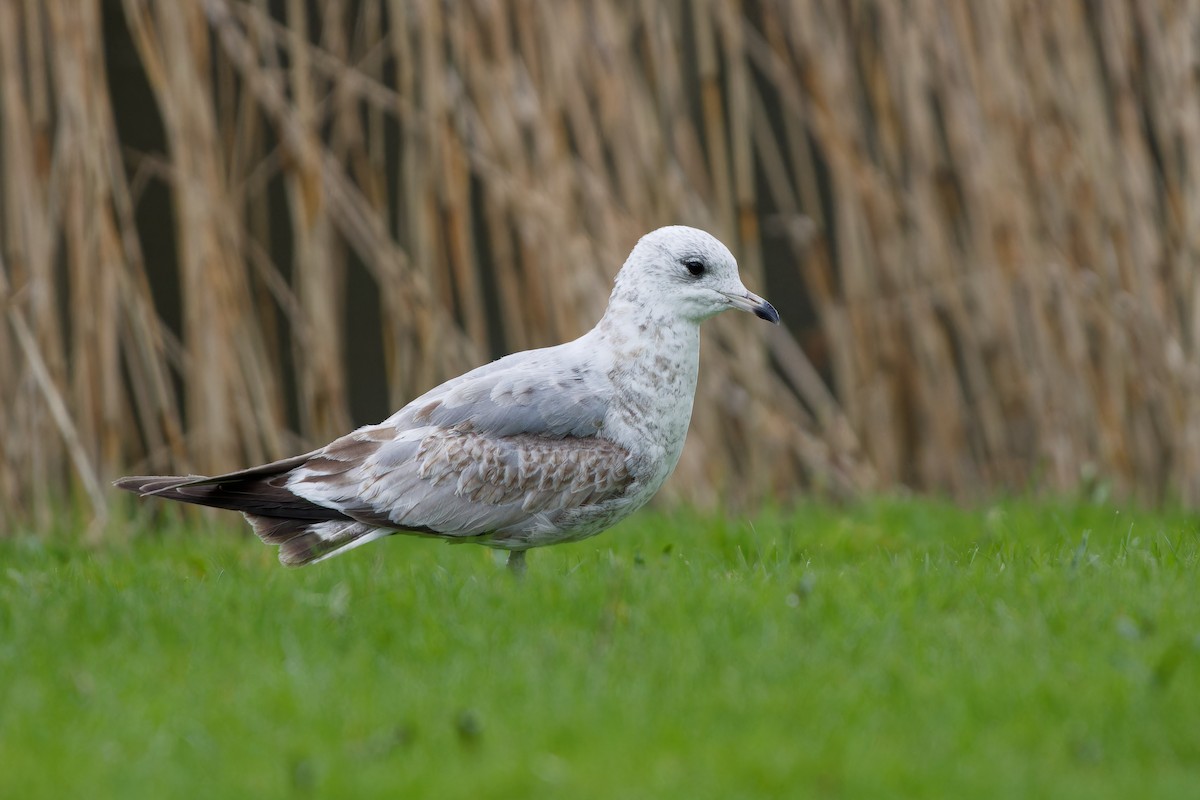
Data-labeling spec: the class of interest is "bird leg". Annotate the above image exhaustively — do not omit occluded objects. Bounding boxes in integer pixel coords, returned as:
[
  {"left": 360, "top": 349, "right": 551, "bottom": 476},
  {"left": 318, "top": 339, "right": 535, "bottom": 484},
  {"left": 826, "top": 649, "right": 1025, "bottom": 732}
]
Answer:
[{"left": 506, "top": 550, "right": 527, "bottom": 576}]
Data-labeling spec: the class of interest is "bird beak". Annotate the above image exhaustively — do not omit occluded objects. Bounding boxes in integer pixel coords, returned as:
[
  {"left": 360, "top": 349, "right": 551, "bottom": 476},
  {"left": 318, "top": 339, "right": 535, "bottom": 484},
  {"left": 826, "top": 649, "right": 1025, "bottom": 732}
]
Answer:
[{"left": 721, "top": 290, "right": 780, "bottom": 324}]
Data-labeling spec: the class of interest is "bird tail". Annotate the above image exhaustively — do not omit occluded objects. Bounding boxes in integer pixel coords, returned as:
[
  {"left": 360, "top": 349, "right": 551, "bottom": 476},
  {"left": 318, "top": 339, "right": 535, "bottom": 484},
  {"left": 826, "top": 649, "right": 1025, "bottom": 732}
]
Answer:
[
  {"left": 242, "top": 514, "right": 391, "bottom": 566},
  {"left": 115, "top": 465, "right": 390, "bottom": 566}
]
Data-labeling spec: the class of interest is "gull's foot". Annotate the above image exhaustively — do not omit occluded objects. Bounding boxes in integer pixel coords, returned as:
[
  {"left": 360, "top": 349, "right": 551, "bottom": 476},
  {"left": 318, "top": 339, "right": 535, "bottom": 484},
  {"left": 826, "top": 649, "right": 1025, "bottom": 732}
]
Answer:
[{"left": 506, "top": 550, "right": 527, "bottom": 577}]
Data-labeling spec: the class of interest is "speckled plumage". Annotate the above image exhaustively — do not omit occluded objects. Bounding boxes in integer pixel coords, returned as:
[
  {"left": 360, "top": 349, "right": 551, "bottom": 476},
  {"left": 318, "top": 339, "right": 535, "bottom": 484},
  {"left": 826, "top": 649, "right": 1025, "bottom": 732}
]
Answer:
[{"left": 116, "top": 226, "right": 778, "bottom": 568}]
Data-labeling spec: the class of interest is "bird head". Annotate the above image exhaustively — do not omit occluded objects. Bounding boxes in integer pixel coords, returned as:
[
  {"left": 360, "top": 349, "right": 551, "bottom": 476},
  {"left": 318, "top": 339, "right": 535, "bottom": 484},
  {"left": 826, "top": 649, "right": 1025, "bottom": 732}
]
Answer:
[{"left": 611, "top": 226, "right": 779, "bottom": 326}]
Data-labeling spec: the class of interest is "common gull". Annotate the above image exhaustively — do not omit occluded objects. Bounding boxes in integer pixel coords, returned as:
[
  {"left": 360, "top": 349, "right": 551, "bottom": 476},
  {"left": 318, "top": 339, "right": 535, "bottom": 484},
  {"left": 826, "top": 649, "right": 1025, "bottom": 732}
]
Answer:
[{"left": 116, "top": 226, "right": 779, "bottom": 571}]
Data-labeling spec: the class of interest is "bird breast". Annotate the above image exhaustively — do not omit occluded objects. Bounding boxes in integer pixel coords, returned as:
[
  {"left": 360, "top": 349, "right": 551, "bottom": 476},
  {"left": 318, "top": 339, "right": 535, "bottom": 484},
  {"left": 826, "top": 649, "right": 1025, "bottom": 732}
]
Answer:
[{"left": 599, "top": 323, "right": 701, "bottom": 487}]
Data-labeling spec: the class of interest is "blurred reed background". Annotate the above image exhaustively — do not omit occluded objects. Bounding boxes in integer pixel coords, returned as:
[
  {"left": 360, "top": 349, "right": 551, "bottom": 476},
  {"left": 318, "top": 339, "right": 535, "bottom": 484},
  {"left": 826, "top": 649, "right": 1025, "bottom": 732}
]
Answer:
[{"left": 2, "top": 0, "right": 1198, "bottom": 536}]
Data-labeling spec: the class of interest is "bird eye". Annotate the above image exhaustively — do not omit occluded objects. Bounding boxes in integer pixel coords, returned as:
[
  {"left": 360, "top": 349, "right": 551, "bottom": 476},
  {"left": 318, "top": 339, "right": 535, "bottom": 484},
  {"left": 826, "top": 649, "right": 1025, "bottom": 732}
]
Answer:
[{"left": 683, "top": 259, "right": 706, "bottom": 277}]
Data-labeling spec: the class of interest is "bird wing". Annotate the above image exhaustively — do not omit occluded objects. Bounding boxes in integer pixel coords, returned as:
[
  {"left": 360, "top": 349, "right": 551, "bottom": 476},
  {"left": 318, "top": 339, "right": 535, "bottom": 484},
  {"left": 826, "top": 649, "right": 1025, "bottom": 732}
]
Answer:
[{"left": 288, "top": 349, "right": 633, "bottom": 536}]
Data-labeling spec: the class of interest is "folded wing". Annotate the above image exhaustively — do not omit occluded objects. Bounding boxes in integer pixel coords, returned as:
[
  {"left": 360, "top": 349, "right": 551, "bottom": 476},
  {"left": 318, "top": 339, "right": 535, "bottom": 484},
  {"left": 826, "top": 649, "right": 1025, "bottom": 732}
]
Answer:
[{"left": 290, "top": 355, "right": 630, "bottom": 537}]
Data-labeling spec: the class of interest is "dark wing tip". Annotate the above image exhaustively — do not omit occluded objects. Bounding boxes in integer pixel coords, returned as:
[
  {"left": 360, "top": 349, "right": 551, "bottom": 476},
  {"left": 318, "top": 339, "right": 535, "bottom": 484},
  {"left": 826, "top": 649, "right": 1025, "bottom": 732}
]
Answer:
[{"left": 113, "top": 475, "right": 196, "bottom": 496}]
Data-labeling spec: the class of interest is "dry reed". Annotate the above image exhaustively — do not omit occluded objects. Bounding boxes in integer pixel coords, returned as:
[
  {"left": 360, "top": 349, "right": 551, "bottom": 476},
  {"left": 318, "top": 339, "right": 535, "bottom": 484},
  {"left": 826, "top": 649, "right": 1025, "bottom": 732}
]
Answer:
[{"left": 1, "top": 0, "right": 1197, "bottom": 534}]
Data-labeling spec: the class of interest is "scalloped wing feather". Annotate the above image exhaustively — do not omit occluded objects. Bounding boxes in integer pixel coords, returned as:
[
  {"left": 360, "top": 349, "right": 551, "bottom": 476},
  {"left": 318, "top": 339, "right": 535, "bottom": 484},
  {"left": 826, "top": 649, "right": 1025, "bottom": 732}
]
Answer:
[{"left": 289, "top": 427, "right": 632, "bottom": 538}]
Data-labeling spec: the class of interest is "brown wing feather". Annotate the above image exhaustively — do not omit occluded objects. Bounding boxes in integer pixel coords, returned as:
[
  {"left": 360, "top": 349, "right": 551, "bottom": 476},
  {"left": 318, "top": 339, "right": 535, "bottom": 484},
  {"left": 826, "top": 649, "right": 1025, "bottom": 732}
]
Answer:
[{"left": 414, "top": 430, "right": 633, "bottom": 514}]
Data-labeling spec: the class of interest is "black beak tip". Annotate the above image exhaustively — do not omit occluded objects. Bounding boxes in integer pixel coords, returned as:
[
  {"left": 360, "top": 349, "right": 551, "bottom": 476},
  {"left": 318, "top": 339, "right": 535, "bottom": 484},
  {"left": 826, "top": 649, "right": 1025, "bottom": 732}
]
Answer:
[{"left": 754, "top": 300, "right": 780, "bottom": 325}]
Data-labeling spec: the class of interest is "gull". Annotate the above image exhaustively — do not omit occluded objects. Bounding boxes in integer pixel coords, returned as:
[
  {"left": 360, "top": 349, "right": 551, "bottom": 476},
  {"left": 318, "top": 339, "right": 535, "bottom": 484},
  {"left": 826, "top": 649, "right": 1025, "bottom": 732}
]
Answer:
[{"left": 116, "top": 226, "right": 779, "bottom": 572}]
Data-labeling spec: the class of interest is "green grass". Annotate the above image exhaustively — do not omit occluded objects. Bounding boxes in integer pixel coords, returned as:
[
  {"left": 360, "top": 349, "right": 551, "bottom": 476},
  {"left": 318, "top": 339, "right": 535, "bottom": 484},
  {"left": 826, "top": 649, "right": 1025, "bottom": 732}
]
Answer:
[{"left": 2, "top": 498, "right": 1198, "bottom": 798}]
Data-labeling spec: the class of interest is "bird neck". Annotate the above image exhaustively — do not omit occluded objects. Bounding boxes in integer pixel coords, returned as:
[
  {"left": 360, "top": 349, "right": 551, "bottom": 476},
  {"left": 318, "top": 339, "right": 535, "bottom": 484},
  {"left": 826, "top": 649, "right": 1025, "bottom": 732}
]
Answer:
[{"left": 593, "top": 294, "right": 701, "bottom": 370}]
